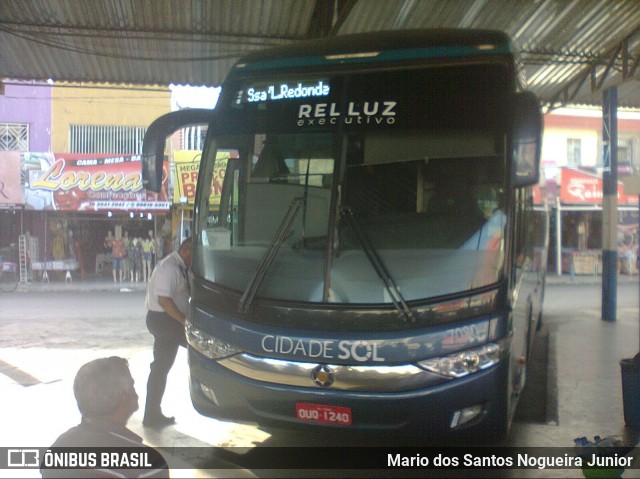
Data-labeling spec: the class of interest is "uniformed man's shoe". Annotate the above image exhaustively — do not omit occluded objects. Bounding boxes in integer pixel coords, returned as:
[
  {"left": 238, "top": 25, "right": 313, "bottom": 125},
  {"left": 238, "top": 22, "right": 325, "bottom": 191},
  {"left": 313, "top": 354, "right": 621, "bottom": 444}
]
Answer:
[{"left": 143, "top": 413, "right": 176, "bottom": 428}]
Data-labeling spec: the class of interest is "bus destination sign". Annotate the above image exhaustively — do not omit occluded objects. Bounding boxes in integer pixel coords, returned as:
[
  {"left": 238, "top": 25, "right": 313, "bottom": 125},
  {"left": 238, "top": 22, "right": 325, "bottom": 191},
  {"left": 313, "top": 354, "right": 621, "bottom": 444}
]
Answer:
[{"left": 242, "top": 80, "right": 330, "bottom": 103}]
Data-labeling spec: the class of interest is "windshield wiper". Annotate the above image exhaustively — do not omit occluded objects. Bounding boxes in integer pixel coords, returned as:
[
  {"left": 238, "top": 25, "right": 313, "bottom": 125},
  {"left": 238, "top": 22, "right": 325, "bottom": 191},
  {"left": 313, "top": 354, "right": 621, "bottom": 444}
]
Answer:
[
  {"left": 341, "top": 207, "right": 416, "bottom": 323},
  {"left": 239, "top": 196, "right": 304, "bottom": 313}
]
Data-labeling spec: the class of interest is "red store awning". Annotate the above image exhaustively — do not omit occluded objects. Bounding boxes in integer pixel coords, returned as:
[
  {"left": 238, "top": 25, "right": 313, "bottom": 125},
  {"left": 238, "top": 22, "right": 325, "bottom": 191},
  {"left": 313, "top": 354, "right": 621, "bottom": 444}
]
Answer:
[{"left": 559, "top": 167, "right": 638, "bottom": 206}]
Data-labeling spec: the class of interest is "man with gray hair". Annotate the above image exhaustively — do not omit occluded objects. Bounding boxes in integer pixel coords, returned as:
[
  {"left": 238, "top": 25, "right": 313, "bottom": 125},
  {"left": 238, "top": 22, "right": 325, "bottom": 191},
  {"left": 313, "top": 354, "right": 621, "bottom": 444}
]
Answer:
[{"left": 41, "top": 356, "right": 168, "bottom": 478}]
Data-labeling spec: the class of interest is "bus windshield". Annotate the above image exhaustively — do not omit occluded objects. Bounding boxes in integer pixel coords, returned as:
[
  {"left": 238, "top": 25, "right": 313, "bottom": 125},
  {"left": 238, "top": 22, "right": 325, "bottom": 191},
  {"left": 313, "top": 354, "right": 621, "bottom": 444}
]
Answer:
[{"left": 194, "top": 65, "right": 510, "bottom": 304}]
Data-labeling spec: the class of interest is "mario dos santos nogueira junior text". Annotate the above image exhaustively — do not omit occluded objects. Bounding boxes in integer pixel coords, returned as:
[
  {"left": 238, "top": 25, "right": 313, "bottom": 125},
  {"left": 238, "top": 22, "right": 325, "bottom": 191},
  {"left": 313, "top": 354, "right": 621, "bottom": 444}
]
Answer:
[{"left": 387, "top": 453, "right": 634, "bottom": 470}]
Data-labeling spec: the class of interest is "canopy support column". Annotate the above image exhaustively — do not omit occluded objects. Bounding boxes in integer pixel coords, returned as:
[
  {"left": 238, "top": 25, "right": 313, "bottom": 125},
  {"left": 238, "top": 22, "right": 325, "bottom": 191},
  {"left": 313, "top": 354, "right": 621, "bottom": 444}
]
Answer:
[{"left": 602, "top": 86, "right": 618, "bottom": 322}]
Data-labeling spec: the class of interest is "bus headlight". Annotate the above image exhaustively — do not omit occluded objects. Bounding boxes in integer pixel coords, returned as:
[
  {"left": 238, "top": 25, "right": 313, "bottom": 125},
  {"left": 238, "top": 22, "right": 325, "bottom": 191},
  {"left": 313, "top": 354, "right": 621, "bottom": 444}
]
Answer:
[
  {"left": 185, "top": 319, "right": 242, "bottom": 359},
  {"left": 417, "top": 342, "right": 503, "bottom": 378}
]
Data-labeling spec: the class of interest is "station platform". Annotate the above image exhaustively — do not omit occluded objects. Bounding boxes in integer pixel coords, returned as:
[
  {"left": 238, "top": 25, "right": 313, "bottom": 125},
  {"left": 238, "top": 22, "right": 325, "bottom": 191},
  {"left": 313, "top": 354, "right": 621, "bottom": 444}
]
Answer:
[{"left": 4, "top": 274, "right": 640, "bottom": 477}]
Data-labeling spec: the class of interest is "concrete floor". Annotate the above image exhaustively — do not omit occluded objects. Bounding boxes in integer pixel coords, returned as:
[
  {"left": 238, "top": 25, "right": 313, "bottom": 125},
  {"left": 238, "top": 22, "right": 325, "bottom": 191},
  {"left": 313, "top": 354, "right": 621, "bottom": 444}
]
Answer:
[{"left": 3, "top": 274, "right": 640, "bottom": 477}]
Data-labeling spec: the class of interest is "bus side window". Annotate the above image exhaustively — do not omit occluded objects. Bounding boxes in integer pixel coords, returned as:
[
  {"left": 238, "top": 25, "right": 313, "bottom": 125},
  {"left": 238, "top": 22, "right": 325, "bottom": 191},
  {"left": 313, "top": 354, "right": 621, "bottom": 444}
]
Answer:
[{"left": 514, "top": 188, "right": 533, "bottom": 270}]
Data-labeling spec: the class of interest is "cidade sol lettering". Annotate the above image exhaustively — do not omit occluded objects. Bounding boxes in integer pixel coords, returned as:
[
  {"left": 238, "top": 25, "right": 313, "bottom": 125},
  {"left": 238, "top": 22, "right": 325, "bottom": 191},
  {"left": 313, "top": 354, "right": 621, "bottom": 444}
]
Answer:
[
  {"left": 261, "top": 335, "right": 385, "bottom": 362},
  {"left": 297, "top": 101, "right": 397, "bottom": 127},
  {"left": 337, "top": 340, "right": 384, "bottom": 362}
]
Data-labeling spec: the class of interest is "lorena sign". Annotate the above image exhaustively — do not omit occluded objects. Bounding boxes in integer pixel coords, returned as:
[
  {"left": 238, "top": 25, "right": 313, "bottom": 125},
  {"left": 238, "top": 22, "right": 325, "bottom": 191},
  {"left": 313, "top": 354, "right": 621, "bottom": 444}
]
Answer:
[{"left": 23, "top": 153, "right": 170, "bottom": 212}]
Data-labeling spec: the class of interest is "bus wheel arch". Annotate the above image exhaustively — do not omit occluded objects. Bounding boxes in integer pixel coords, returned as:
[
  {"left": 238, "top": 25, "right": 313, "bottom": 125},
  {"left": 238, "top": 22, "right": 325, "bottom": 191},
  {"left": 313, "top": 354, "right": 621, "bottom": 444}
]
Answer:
[{"left": 472, "top": 360, "right": 513, "bottom": 444}]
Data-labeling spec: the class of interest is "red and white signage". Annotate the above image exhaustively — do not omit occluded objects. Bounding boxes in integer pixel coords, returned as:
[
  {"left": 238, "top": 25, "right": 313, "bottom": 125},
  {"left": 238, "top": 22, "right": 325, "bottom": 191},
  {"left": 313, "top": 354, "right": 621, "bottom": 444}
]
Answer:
[
  {"left": 24, "top": 153, "right": 169, "bottom": 212},
  {"left": 559, "top": 167, "right": 638, "bottom": 205}
]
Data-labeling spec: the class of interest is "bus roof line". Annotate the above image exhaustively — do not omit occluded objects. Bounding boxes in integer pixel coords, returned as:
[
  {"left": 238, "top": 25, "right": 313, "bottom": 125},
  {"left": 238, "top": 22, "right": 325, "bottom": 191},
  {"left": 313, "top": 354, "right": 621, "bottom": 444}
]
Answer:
[{"left": 232, "top": 44, "right": 513, "bottom": 73}]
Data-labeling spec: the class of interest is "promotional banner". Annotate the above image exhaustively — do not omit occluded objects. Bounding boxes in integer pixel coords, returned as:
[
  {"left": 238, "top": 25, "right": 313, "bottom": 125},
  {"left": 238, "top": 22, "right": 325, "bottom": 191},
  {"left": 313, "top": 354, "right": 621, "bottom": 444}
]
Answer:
[
  {"left": 172, "top": 150, "right": 201, "bottom": 205},
  {"left": 173, "top": 150, "right": 234, "bottom": 207},
  {"left": 559, "top": 167, "right": 638, "bottom": 206},
  {"left": 0, "top": 151, "right": 23, "bottom": 208},
  {"left": 23, "top": 153, "right": 170, "bottom": 212}
]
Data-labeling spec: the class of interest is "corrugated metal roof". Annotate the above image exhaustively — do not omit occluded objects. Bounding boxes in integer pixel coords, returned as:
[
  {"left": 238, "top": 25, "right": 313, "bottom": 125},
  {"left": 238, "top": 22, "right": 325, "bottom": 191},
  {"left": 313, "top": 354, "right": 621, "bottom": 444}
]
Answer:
[{"left": 1, "top": 0, "right": 640, "bottom": 109}]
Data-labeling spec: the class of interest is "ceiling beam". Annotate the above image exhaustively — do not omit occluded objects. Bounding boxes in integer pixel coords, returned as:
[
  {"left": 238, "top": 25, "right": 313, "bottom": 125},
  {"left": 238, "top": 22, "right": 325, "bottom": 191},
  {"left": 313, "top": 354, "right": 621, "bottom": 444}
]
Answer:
[
  {"left": 546, "top": 27, "right": 640, "bottom": 110},
  {"left": 0, "top": 20, "right": 300, "bottom": 45},
  {"left": 305, "top": 0, "right": 358, "bottom": 38}
]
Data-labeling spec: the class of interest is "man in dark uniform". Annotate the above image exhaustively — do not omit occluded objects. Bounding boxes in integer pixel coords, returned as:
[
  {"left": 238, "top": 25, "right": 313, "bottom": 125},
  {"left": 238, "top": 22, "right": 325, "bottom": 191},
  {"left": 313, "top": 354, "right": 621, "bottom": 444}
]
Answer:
[
  {"left": 143, "top": 237, "right": 192, "bottom": 427},
  {"left": 41, "top": 356, "right": 168, "bottom": 478}
]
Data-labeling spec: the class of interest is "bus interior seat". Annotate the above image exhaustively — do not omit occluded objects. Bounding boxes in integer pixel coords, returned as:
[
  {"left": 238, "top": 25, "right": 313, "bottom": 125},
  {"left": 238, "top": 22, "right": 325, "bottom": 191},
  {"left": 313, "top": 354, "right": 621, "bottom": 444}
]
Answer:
[
  {"left": 427, "top": 183, "right": 483, "bottom": 219},
  {"left": 253, "top": 141, "right": 289, "bottom": 181}
]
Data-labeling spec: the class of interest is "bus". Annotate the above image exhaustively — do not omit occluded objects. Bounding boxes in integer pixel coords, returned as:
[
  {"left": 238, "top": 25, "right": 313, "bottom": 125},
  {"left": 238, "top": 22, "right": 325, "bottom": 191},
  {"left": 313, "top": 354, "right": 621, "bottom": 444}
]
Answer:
[{"left": 142, "top": 29, "right": 546, "bottom": 441}]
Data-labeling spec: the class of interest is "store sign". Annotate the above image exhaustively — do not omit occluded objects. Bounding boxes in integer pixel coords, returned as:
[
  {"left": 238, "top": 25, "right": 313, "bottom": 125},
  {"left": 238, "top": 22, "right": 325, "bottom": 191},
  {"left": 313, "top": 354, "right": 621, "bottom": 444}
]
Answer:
[
  {"left": 560, "top": 167, "right": 638, "bottom": 205},
  {"left": 0, "top": 151, "right": 23, "bottom": 208},
  {"left": 173, "top": 150, "right": 234, "bottom": 207},
  {"left": 173, "top": 150, "right": 201, "bottom": 205},
  {"left": 23, "top": 153, "right": 169, "bottom": 212}
]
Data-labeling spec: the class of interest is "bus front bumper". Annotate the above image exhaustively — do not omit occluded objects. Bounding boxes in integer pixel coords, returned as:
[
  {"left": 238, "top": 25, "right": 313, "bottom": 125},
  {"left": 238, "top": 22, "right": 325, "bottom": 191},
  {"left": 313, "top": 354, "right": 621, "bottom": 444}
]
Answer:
[{"left": 187, "top": 348, "right": 510, "bottom": 438}]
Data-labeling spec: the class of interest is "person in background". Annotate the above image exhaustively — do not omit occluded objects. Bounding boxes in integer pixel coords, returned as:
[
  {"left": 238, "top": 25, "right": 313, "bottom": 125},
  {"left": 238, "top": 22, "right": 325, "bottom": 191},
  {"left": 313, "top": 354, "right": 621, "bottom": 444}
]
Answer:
[
  {"left": 143, "top": 237, "right": 191, "bottom": 427},
  {"left": 149, "top": 230, "right": 163, "bottom": 270},
  {"left": 129, "top": 237, "right": 143, "bottom": 282},
  {"left": 141, "top": 237, "right": 155, "bottom": 282},
  {"left": 122, "top": 231, "right": 131, "bottom": 282},
  {"left": 104, "top": 231, "right": 114, "bottom": 255},
  {"left": 74, "top": 232, "right": 85, "bottom": 280},
  {"left": 111, "top": 233, "right": 127, "bottom": 283},
  {"left": 41, "top": 356, "right": 168, "bottom": 478},
  {"left": 103, "top": 230, "right": 115, "bottom": 279}
]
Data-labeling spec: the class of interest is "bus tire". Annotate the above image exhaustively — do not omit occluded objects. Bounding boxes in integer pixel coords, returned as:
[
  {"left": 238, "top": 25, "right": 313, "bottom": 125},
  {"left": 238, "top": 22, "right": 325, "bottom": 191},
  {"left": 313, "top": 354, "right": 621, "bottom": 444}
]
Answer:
[
  {"left": 536, "top": 309, "right": 544, "bottom": 331},
  {"left": 536, "top": 280, "right": 546, "bottom": 331}
]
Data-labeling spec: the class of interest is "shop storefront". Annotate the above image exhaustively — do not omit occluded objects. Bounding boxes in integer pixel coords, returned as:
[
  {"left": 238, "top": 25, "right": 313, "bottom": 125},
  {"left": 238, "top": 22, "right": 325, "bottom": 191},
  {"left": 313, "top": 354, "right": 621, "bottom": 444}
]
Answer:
[
  {"left": 0, "top": 152, "right": 23, "bottom": 265},
  {"left": 553, "top": 167, "right": 638, "bottom": 275},
  {"left": 1, "top": 151, "right": 171, "bottom": 281}
]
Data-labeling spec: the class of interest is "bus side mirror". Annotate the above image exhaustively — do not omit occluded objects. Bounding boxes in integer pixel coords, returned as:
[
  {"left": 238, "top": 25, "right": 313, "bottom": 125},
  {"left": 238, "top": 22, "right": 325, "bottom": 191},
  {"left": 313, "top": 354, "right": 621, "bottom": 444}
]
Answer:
[
  {"left": 142, "top": 109, "right": 213, "bottom": 192},
  {"left": 511, "top": 92, "right": 542, "bottom": 187}
]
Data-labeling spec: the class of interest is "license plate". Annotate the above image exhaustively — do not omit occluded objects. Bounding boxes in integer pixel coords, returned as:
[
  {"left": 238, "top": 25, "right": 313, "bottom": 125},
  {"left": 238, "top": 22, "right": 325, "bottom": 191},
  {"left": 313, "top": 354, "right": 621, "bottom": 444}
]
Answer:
[{"left": 296, "top": 402, "right": 352, "bottom": 425}]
